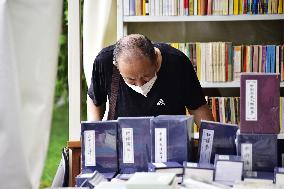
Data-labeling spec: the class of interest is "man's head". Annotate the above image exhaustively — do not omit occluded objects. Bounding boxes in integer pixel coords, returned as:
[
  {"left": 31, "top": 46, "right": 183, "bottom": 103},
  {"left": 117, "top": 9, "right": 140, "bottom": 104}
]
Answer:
[{"left": 113, "top": 34, "right": 161, "bottom": 87}]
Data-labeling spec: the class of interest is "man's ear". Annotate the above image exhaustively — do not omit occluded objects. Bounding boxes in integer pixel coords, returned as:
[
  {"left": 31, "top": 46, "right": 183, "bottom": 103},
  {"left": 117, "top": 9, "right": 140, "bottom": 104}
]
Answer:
[{"left": 154, "top": 47, "right": 162, "bottom": 72}]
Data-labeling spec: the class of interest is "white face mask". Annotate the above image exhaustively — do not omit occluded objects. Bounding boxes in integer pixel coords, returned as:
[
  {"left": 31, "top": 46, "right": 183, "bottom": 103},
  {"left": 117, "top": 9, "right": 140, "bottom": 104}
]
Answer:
[{"left": 124, "top": 74, "right": 157, "bottom": 97}]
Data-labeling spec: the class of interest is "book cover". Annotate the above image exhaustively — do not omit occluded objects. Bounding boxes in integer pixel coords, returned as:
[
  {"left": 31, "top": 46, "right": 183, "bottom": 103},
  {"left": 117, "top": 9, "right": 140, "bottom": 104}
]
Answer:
[
  {"left": 150, "top": 115, "right": 193, "bottom": 164},
  {"left": 274, "top": 167, "right": 284, "bottom": 185},
  {"left": 198, "top": 120, "right": 238, "bottom": 164},
  {"left": 118, "top": 117, "right": 152, "bottom": 173},
  {"left": 81, "top": 121, "right": 118, "bottom": 174},
  {"left": 244, "top": 171, "right": 274, "bottom": 184},
  {"left": 126, "top": 172, "right": 177, "bottom": 189},
  {"left": 237, "top": 134, "right": 278, "bottom": 172},
  {"left": 148, "top": 162, "right": 183, "bottom": 175},
  {"left": 183, "top": 162, "right": 214, "bottom": 182},
  {"left": 214, "top": 155, "right": 243, "bottom": 185},
  {"left": 240, "top": 73, "right": 280, "bottom": 134}
]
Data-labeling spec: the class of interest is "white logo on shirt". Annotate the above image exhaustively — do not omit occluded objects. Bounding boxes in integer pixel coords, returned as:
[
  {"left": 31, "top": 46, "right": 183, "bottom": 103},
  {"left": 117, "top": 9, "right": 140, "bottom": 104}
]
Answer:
[{"left": 157, "top": 99, "right": 166, "bottom": 106}]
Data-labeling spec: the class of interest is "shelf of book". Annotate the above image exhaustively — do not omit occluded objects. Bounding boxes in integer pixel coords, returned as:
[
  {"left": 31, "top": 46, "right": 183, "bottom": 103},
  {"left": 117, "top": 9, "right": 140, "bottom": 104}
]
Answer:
[
  {"left": 123, "top": 14, "right": 284, "bottom": 22},
  {"left": 201, "top": 81, "right": 284, "bottom": 88},
  {"left": 194, "top": 133, "right": 284, "bottom": 140}
]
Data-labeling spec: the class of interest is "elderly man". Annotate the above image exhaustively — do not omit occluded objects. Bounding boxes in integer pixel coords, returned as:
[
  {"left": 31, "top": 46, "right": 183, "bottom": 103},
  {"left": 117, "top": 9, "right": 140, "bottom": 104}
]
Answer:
[{"left": 87, "top": 34, "right": 213, "bottom": 126}]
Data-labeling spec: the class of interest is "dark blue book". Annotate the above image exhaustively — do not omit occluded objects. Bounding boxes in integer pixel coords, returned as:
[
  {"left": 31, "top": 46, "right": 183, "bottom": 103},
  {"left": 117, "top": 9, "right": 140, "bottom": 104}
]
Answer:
[
  {"left": 148, "top": 162, "right": 183, "bottom": 175},
  {"left": 81, "top": 121, "right": 118, "bottom": 174},
  {"left": 198, "top": 121, "right": 238, "bottom": 164},
  {"left": 150, "top": 115, "right": 193, "bottom": 164},
  {"left": 118, "top": 117, "right": 152, "bottom": 173},
  {"left": 274, "top": 167, "right": 284, "bottom": 185},
  {"left": 237, "top": 134, "right": 277, "bottom": 172},
  {"left": 244, "top": 171, "right": 274, "bottom": 184},
  {"left": 214, "top": 155, "right": 244, "bottom": 186}
]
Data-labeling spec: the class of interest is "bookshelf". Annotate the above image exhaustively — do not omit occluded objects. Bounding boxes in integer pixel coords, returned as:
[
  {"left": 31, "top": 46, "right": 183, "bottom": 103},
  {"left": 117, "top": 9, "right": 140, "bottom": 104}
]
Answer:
[
  {"left": 117, "top": 0, "right": 284, "bottom": 89},
  {"left": 117, "top": 1, "right": 284, "bottom": 136}
]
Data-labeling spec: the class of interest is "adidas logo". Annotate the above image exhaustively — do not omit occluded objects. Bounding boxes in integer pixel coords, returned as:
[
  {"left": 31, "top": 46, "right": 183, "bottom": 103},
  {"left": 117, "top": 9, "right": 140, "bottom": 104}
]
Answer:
[{"left": 157, "top": 99, "right": 166, "bottom": 106}]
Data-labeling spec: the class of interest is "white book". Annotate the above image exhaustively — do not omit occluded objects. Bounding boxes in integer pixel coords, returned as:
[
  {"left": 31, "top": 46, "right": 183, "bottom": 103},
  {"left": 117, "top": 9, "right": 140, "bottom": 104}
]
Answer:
[
  {"left": 194, "top": 0, "right": 198, "bottom": 15},
  {"left": 123, "top": 0, "right": 130, "bottom": 16},
  {"left": 154, "top": 0, "right": 159, "bottom": 16},
  {"left": 127, "top": 172, "right": 177, "bottom": 189},
  {"left": 229, "top": 0, "right": 234, "bottom": 15},
  {"left": 149, "top": 0, "right": 155, "bottom": 16},
  {"left": 180, "top": 0, "right": 185, "bottom": 16},
  {"left": 159, "top": 0, "right": 163, "bottom": 16},
  {"left": 276, "top": 45, "right": 280, "bottom": 74},
  {"left": 201, "top": 43, "right": 206, "bottom": 82},
  {"left": 258, "top": 45, "right": 262, "bottom": 72}
]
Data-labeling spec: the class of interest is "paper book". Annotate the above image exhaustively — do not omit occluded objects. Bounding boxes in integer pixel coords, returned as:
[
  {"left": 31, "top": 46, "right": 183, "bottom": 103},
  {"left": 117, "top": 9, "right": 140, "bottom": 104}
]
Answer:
[
  {"left": 274, "top": 167, "right": 284, "bottom": 185},
  {"left": 183, "top": 162, "right": 214, "bottom": 182},
  {"left": 198, "top": 120, "right": 238, "bottom": 164},
  {"left": 240, "top": 73, "right": 280, "bottom": 134},
  {"left": 148, "top": 162, "right": 183, "bottom": 175},
  {"left": 234, "top": 46, "right": 242, "bottom": 81},
  {"left": 237, "top": 134, "right": 277, "bottom": 172},
  {"left": 126, "top": 172, "right": 177, "bottom": 189},
  {"left": 244, "top": 171, "right": 274, "bottom": 184},
  {"left": 150, "top": 115, "right": 193, "bottom": 164},
  {"left": 75, "top": 171, "right": 107, "bottom": 188},
  {"left": 81, "top": 121, "right": 118, "bottom": 174},
  {"left": 214, "top": 155, "right": 244, "bottom": 186},
  {"left": 118, "top": 117, "right": 152, "bottom": 173},
  {"left": 95, "top": 182, "right": 126, "bottom": 189}
]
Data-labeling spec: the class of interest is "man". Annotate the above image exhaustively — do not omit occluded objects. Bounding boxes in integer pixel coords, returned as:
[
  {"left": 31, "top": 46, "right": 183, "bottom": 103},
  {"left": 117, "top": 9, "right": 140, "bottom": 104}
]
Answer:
[{"left": 87, "top": 34, "right": 213, "bottom": 126}]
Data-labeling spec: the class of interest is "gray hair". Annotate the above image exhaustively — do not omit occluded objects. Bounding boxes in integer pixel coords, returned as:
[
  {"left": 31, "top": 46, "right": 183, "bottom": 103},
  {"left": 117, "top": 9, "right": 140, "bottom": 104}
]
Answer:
[{"left": 113, "top": 34, "right": 156, "bottom": 66}]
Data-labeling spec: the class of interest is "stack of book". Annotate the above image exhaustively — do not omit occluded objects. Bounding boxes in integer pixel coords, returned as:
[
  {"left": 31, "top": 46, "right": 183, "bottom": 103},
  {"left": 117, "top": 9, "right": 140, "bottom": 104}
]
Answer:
[
  {"left": 238, "top": 73, "right": 280, "bottom": 180},
  {"left": 77, "top": 115, "right": 194, "bottom": 186}
]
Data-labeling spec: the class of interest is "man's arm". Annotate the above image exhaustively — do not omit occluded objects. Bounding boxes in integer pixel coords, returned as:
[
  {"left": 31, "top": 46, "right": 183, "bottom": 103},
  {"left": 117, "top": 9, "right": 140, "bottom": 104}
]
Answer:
[
  {"left": 188, "top": 104, "right": 214, "bottom": 127},
  {"left": 87, "top": 96, "right": 106, "bottom": 121}
]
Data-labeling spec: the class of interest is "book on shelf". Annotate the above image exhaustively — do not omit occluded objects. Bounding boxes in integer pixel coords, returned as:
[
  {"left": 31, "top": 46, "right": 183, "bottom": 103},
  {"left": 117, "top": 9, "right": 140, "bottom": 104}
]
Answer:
[
  {"left": 170, "top": 43, "right": 284, "bottom": 83},
  {"left": 126, "top": 172, "right": 177, "bottom": 189},
  {"left": 198, "top": 120, "right": 238, "bottom": 164},
  {"left": 243, "top": 171, "right": 274, "bottom": 184},
  {"left": 118, "top": 117, "right": 152, "bottom": 173},
  {"left": 123, "top": 0, "right": 284, "bottom": 16},
  {"left": 183, "top": 162, "right": 215, "bottom": 182},
  {"left": 81, "top": 121, "right": 118, "bottom": 174},
  {"left": 148, "top": 162, "right": 183, "bottom": 175},
  {"left": 206, "top": 97, "right": 240, "bottom": 125},
  {"left": 237, "top": 133, "right": 278, "bottom": 172},
  {"left": 240, "top": 73, "right": 280, "bottom": 134},
  {"left": 214, "top": 155, "right": 244, "bottom": 186},
  {"left": 150, "top": 115, "right": 193, "bottom": 164}
]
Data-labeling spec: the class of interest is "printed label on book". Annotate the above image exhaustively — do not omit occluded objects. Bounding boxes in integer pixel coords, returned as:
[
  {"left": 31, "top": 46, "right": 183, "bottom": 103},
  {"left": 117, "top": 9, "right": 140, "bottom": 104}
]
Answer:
[
  {"left": 245, "top": 80, "right": 257, "bottom": 121},
  {"left": 279, "top": 167, "right": 284, "bottom": 173},
  {"left": 187, "top": 162, "right": 198, "bottom": 167},
  {"left": 153, "top": 162, "right": 167, "bottom": 168},
  {"left": 122, "top": 128, "right": 134, "bottom": 164},
  {"left": 84, "top": 130, "right": 96, "bottom": 166},
  {"left": 199, "top": 129, "right": 214, "bottom": 164},
  {"left": 218, "top": 155, "right": 230, "bottom": 160},
  {"left": 155, "top": 128, "right": 167, "bottom": 163},
  {"left": 241, "top": 143, "right": 253, "bottom": 171}
]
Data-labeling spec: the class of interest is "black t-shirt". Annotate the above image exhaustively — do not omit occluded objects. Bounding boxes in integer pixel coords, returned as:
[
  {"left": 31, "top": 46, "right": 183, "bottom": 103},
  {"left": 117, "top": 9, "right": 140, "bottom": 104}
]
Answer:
[{"left": 88, "top": 43, "right": 206, "bottom": 119}]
